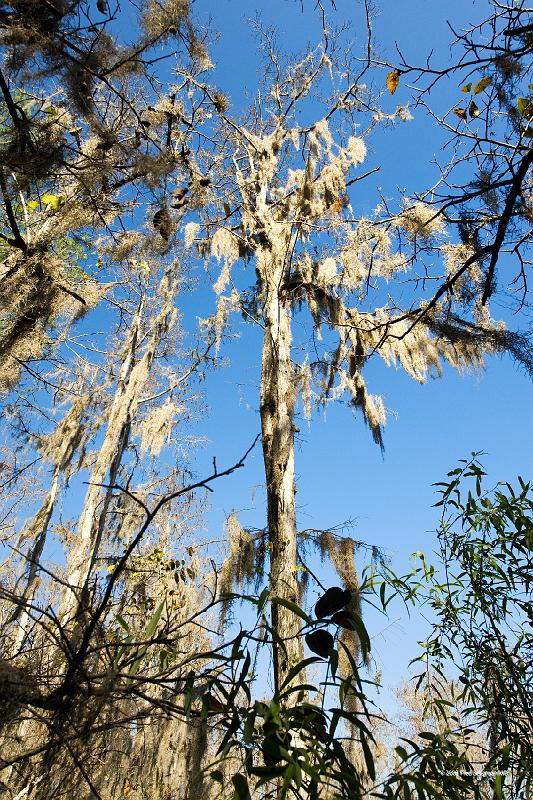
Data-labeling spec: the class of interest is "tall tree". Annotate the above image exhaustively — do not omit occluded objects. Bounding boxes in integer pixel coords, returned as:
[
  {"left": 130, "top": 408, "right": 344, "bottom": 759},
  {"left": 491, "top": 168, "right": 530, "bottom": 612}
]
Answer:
[
  {"left": 0, "top": 252, "right": 224, "bottom": 798},
  {"left": 193, "top": 30, "right": 524, "bottom": 691}
]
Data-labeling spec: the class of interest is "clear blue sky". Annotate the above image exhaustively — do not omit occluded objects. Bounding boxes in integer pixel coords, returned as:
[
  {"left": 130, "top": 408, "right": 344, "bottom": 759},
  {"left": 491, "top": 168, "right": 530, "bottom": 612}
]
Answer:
[
  {"left": 177, "top": 0, "right": 532, "bottom": 699},
  {"left": 12, "top": 0, "right": 528, "bottom": 712}
]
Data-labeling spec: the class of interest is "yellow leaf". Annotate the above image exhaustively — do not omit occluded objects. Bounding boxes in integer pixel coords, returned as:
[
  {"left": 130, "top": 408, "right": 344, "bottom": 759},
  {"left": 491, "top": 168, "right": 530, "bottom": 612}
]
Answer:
[
  {"left": 27, "top": 200, "right": 40, "bottom": 210},
  {"left": 474, "top": 76, "right": 491, "bottom": 94},
  {"left": 122, "top": 777, "right": 131, "bottom": 796},
  {"left": 387, "top": 70, "right": 400, "bottom": 95},
  {"left": 41, "top": 192, "right": 65, "bottom": 210},
  {"left": 461, "top": 83, "right": 472, "bottom": 93},
  {"left": 469, "top": 101, "right": 480, "bottom": 118},
  {"left": 517, "top": 97, "right": 533, "bottom": 119},
  {"left": 453, "top": 108, "right": 467, "bottom": 121}
]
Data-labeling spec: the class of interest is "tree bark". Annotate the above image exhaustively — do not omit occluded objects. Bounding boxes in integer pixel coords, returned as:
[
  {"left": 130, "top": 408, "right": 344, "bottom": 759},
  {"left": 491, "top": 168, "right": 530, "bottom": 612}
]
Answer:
[
  {"left": 61, "top": 270, "right": 181, "bottom": 623},
  {"left": 260, "top": 285, "right": 303, "bottom": 692},
  {"left": 12, "top": 467, "right": 60, "bottom": 652},
  {"left": 61, "top": 300, "right": 144, "bottom": 622}
]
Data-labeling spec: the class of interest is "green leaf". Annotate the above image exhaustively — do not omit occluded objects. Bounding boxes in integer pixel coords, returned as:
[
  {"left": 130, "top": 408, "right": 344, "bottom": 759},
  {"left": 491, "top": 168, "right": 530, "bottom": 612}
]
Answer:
[
  {"left": 270, "top": 596, "right": 312, "bottom": 625},
  {"left": 128, "top": 599, "right": 165, "bottom": 676},
  {"left": 41, "top": 192, "right": 65, "bottom": 211},
  {"left": 279, "top": 657, "right": 322, "bottom": 691},
  {"left": 361, "top": 735, "right": 376, "bottom": 781},
  {"left": 329, "top": 647, "right": 338, "bottom": 677},
  {"left": 257, "top": 587, "right": 270, "bottom": 613},
  {"left": 144, "top": 599, "right": 165, "bottom": 639},
  {"left": 243, "top": 708, "right": 257, "bottom": 744},
  {"left": 395, "top": 745, "right": 409, "bottom": 761},
  {"left": 343, "top": 611, "right": 371, "bottom": 658},
  {"left": 474, "top": 76, "right": 491, "bottom": 94},
  {"left": 250, "top": 764, "right": 286, "bottom": 780},
  {"left": 210, "top": 770, "right": 224, "bottom": 784},
  {"left": 116, "top": 614, "right": 130, "bottom": 633},
  {"left": 232, "top": 773, "right": 251, "bottom": 800},
  {"left": 379, "top": 581, "right": 386, "bottom": 608}
]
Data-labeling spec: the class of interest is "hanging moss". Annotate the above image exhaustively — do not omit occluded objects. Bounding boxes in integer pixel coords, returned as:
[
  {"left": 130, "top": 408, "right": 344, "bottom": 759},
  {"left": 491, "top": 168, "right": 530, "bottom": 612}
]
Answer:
[{"left": 218, "top": 512, "right": 258, "bottom": 626}]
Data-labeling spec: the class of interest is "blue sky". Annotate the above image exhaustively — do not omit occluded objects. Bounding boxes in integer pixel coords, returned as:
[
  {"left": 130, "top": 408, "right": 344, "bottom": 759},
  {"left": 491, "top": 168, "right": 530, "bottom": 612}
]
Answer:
[
  {"left": 5, "top": 0, "right": 528, "bottom": 714},
  {"left": 177, "top": 0, "right": 533, "bottom": 698}
]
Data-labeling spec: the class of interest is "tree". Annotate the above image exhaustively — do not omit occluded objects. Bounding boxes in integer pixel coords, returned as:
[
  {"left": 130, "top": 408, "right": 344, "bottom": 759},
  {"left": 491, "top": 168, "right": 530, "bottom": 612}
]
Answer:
[
  {"left": 0, "top": 256, "right": 228, "bottom": 798},
  {"left": 194, "top": 27, "right": 519, "bottom": 694},
  {"left": 375, "top": 0, "right": 533, "bottom": 322},
  {"left": 0, "top": 0, "right": 208, "bottom": 389},
  {"left": 0, "top": 3, "right": 531, "bottom": 798},
  {"left": 378, "top": 457, "right": 533, "bottom": 800}
]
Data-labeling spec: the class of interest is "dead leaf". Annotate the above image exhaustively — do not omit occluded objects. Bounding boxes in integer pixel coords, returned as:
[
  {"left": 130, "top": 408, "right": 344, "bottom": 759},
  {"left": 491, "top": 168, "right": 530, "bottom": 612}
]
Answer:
[
  {"left": 387, "top": 70, "right": 400, "bottom": 95},
  {"left": 474, "top": 76, "right": 492, "bottom": 94},
  {"left": 469, "top": 100, "right": 480, "bottom": 118},
  {"left": 453, "top": 108, "right": 467, "bottom": 121},
  {"left": 517, "top": 97, "right": 533, "bottom": 119}
]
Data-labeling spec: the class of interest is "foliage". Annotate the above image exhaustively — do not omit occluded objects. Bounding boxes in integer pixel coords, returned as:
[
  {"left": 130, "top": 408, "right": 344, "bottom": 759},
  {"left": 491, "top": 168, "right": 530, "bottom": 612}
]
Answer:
[
  {"left": 205, "top": 587, "right": 378, "bottom": 800},
  {"left": 377, "top": 457, "right": 533, "bottom": 800},
  {"left": 378, "top": 0, "right": 533, "bottom": 320},
  {"left": 0, "top": 1, "right": 531, "bottom": 798}
]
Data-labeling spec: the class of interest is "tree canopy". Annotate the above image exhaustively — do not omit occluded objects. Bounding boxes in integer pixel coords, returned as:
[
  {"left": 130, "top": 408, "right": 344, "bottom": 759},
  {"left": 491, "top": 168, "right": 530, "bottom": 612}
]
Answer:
[{"left": 0, "top": 1, "right": 531, "bottom": 799}]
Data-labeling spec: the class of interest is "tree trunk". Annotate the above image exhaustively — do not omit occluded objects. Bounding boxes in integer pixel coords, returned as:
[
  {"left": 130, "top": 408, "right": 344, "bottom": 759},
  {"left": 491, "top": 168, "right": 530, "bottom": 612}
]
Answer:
[
  {"left": 260, "top": 286, "right": 302, "bottom": 692},
  {"left": 61, "top": 300, "right": 144, "bottom": 622},
  {"left": 12, "top": 467, "right": 60, "bottom": 652},
  {"left": 61, "top": 270, "right": 181, "bottom": 623}
]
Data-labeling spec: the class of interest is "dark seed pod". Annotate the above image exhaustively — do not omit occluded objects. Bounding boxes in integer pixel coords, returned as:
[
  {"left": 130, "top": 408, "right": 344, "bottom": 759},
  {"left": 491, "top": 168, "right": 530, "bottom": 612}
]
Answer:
[
  {"left": 330, "top": 611, "right": 356, "bottom": 630},
  {"left": 314, "top": 587, "right": 352, "bottom": 619},
  {"left": 305, "top": 630, "right": 334, "bottom": 658},
  {"left": 153, "top": 208, "right": 172, "bottom": 240}
]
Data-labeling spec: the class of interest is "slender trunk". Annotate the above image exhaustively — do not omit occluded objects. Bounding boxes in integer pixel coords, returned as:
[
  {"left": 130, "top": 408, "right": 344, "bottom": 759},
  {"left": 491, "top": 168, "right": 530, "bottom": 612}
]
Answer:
[
  {"left": 61, "top": 300, "right": 144, "bottom": 621},
  {"left": 12, "top": 467, "right": 60, "bottom": 652},
  {"left": 260, "top": 287, "right": 302, "bottom": 692},
  {"left": 62, "top": 271, "right": 179, "bottom": 622}
]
